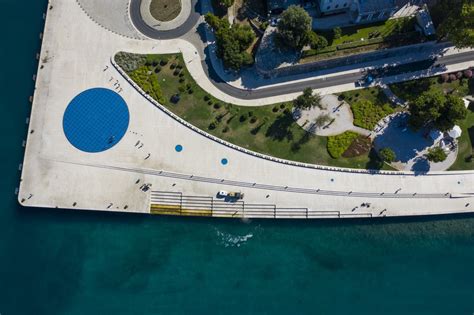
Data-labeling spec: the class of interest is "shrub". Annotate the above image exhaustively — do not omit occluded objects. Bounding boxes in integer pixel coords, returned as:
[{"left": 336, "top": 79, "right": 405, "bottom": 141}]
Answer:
[
  {"left": 379, "top": 147, "right": 396, "bottom": 163},
  {"left": 214, "top": 103, "right": 221, "bottom": 109},
  {"left": 449, "top": 74, "right": 457, "bottom": 81},
  {"left": 239, "top": 114, "right": 247, "bottom": 122},
  {"left": 222, "top": 126, "right": 229, "bottom": 133},
  {"left": 272, "top": 107, "right": 279, "bottom": 113},
  {"left": 178, "top": 86, "right": 185, "bottom": 92},
  {"left": 456, "top": 71, "right": 463, "bottom": 79},
  {"left": 154, "top": 66, "right": 161, "bottom": 73},
  {"left": 327, "top": 132, "right": 359, "bottom": 158},
  {"left": 173, "top": 69, "right": 180, "bottom": 76},
  {"left": 179, "top": 78, "right": 185, "bottom": 83},
  {"left": 308, "top": 32, "right": 328, "bottom": 50},
  {"left": 114, "top": 52, "right": 146, "bottom": 72},
  {"left": 170, "top": 63, "right": 177, "bottom": 69},
  {"left": 250, "top": 116, "right": 257, "bottom": 124},
  {"left": 440, "top": 73, "right": 449, "bottom": 82},
  {"left": 204, "top": 95, "right": 210, "bottom": 101},
  {"left": 464, "top": 69, "right": 473, "bottom": 78},
  {"left": 187, "top": 89, "right": 193, "bottom": 94},
  {"left": 333, "top": 27, "right": 342, "bottom": 39},
  {"left": 208, "top": 121, "right": 217, "bottom": 130},
  {"left": 159, "top": 59, "right": 168, "bottom": 66},
  {"left": 425, "top": 147, "right": 447, "bottom": 162},
  {"left": 260, "top": 21, "right": 269, "bottom": 31}
]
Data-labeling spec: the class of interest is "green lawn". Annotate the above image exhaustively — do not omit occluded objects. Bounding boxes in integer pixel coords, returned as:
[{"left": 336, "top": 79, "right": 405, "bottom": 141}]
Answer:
[
  {"left": 448, "top": 105, "right": 474, "bottom": 170},
  {"left": 390, "top": 75, "right": 474, "bottom": 170},
  {"left": 323, "top": 17, "right": 415, "bottom": 47},
  {"left": 149, "top": 0, "right": 181, "bottom": 22},
  {"left": 117, "top": 53, "right": 386, "bottom": 169}
]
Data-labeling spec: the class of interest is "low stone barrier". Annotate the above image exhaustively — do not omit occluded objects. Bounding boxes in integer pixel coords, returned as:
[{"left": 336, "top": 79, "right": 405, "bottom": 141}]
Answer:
[{"left": 110, "top": 55, "right": 471, "bottom": 177}]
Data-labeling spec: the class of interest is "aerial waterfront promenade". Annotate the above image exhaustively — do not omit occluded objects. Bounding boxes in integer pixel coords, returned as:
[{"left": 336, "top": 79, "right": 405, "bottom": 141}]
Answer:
[{"left": 18, "top": 0, "right": 474, "bottom": 219}]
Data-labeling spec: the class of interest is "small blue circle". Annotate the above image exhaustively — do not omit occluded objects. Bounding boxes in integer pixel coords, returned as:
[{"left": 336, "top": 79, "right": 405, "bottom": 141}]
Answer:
[
  {"left": 63, "top": 88, "right": 129, "bottom": 153},
  {"left": 221, "top": 158, "right": 228, "bottom": 165},
  {"left": 175, "top": 144, "right": 183, "bottom": 152}
]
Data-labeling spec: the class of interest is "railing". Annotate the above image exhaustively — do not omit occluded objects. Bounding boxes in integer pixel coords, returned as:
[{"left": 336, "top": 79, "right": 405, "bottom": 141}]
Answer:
[{"left": 150, "top": 191, "right": 373, "bottom": 219}]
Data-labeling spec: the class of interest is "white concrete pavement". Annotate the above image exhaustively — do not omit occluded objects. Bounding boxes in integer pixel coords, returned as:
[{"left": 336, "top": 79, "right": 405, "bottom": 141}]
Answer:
[{"left": 18, "top": 0, "right": 474, "bottom": 219}]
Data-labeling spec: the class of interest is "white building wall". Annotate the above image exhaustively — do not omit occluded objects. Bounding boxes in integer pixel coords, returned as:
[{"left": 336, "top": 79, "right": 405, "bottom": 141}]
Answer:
[{"left": 319, "top": 0, "right": 353, "bottom": 14}]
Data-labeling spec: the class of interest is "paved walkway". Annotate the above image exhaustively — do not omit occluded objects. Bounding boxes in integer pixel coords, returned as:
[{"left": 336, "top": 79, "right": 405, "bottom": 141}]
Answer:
[
  {"left": 18, "top": 0, "right": 474, "bottom": 219},
  {"left": 293, "top": 94, "right": 370, "bottom": 137},
  {"left": 381, "top": 84, "right": 408, "bottom": 107}
]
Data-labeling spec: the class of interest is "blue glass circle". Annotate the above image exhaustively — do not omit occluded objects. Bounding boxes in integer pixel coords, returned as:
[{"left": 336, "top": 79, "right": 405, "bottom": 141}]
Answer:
[
  {"left": 175, "top": 144, "right": 183, "bottom": 152},
  {"left": 63, "top": 88, "right": 130, "bottom": 153},
  {"left": 221, "top": 158, "right": 228, "bottom": 165}
]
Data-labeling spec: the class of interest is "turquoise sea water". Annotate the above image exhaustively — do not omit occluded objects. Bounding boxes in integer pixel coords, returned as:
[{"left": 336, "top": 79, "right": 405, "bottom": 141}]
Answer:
[{"left": 1, "top": 1, "right": 474, "bottom": 314}]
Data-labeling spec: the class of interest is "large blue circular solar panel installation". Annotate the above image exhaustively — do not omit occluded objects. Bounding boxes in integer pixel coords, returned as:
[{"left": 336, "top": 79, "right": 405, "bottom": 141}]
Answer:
[{"left": 63, "top": 88, "right": 130, "bottom": 153}]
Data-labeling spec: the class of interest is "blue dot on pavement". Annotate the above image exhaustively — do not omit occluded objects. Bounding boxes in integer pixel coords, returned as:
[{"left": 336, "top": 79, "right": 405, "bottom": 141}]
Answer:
[
  {"left": 63, "top": 88, "right": 129, "bottom": 153},
  {"left": 175, "top": 145, "right": 183, "bottom": 152},
  {"left": 221, "top": 158, "right": 228, "bottom": 165}
]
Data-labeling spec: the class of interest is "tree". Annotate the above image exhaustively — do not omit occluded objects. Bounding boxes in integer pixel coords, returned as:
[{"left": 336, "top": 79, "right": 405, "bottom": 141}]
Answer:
[
  {"left": 277, "top": 6, "right": 312, "bottom": 50},
  {"left": 379, "top": 147, "right": 396, "bottom": 163},
  {"left": 308, "top": 32, "right": 328, "bottom": 50},
  {"left": 220, "top": 0, "right": 234, "bottom": 8},
  {"left": 314, "top": 114, "right": 332, "bottom": 128},
  {"left": 205, "top": 13, "right": 256, "bottom": 71},
  {"left": 408, "top": 90, "right": 467, "bottom": 131},
  {"left": 425, "top": 147, "right": 447, "bottom": 162},
  {"left": 294, "top": 88, "right": 322, "bottom": 110},
  {"left": 436, "top": 0, "right": 474, "bottom": 48}
]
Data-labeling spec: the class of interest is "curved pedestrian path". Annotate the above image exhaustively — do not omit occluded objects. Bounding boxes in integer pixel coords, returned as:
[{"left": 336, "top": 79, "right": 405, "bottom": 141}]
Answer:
[{"left": 130, "top": 0, "right": 201, "bottom": 39}]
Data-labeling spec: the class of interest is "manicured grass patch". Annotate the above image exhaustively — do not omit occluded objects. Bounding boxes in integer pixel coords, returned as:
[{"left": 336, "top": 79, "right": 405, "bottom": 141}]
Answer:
[
  {"left": 149, "top": 0, "right": 181, "bottom": 22},
  {"left": 301, "top": 18, "right": 423, "bottom": 62},
  {"left": 449, "top": 104, "right": 474, "bottom": 170},
  {"left": 327, "top": 132, "right": 359, "bottom": 158},
  {"left": 116, "top": 52, "right": 384, "bottom": 169},
  {"left": 323, "top": 18, "right": 415, "bottom": 47}
]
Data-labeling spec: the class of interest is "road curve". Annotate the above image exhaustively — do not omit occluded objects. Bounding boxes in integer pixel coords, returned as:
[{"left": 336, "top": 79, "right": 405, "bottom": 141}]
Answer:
[
  {"left": 129, "top": 0, "right": 201, "bottom": 39},
  {"left": 129, "top": 0, "right": 474, "bottom": 100}
]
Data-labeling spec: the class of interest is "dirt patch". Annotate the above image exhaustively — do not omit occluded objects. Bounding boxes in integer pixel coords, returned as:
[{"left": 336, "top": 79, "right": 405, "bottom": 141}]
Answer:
[
  {"left": 150, "top": 0, "right": 181, "bottom": 22},
  {"left": 342, "top": 136, "right": 372, "bottom": 158}
]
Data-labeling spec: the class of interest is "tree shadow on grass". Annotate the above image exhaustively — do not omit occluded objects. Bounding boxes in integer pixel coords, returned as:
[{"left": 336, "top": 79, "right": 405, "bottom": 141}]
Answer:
[
  {"left": 291, "top": 132, "right": 312, "bottom": 152},
  {"left": 366, "top": 148, "right": 384, "bottom": 171},
  {"left": 265, "top": 111, "right": 294, "bottom": 141}
]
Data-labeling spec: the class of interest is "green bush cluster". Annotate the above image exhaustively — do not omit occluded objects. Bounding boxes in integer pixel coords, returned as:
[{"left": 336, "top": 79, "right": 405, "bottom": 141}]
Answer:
[
  {"left": 205, "top": 13, "right": 255, "bottom": 71},
  {"left": 327, "top": 132, "right": 359, "bottom": 158},
  {"left": 130, "top": 66, "right": 165, "bottom": 104},
  {"left": 114, "top": 52, "right": 146, "bottom": 72},
  {"left": 351, "top": 100, "right": 394, "bottom": 130}
]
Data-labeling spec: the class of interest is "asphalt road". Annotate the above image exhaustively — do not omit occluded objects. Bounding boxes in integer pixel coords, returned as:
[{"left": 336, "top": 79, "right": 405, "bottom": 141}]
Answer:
[
  {"left": 129, "top": 0, "right": 474, "bottom": 100},
  {"left": 129, "top": 0, "right": 201, "bottom": 39}
]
